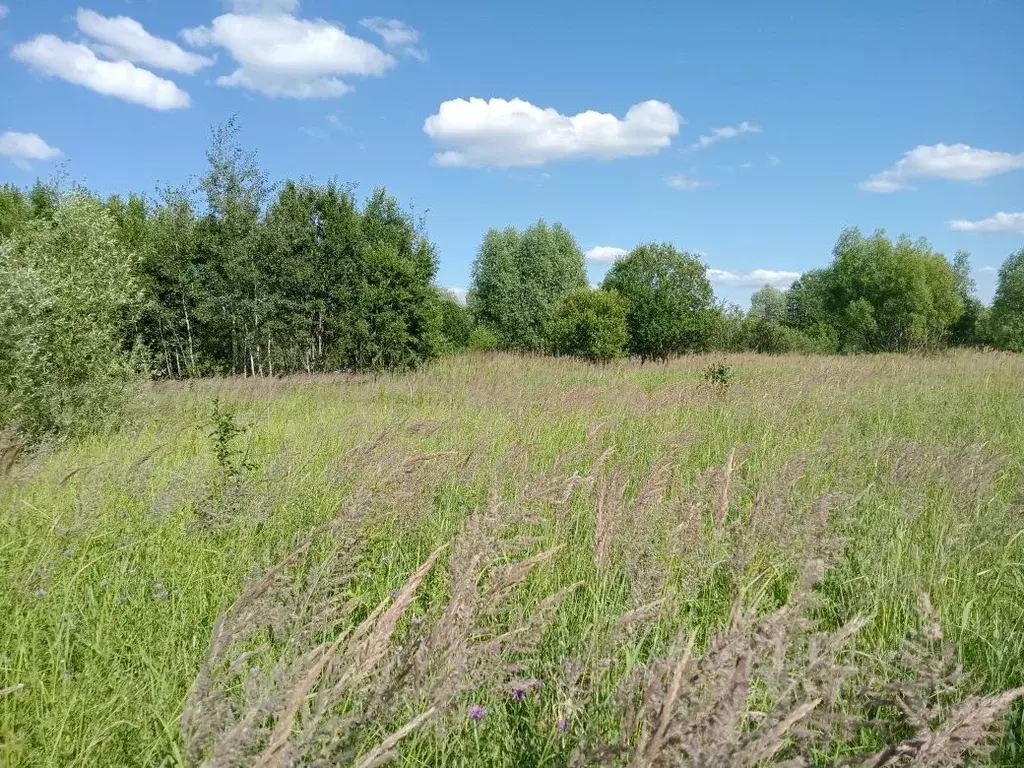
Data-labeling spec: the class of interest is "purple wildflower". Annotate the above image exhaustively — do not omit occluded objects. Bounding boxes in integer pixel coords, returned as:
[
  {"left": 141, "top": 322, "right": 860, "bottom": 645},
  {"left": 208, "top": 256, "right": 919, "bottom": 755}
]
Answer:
[
  {"left": 557, "top": 719, "right": 569, "bottom": 732},
  {"left": 469, "top": 705, "right": 487, "bottom": 722},
  {"left": 511, "top": 687, "right": 527, "bottom": 701}
]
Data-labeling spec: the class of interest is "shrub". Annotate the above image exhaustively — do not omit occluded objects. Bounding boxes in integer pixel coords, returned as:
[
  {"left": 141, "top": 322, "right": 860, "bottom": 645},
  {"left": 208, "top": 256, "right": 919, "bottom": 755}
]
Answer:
[
  {"left": 467, "top": 326, "right": 500, "bottom": 351},
  {"left": 0, "top": 193, "right": 142, "bottom": 441},
  {"left": 548, "top": 288, "right": 628, "bottom": 363}
]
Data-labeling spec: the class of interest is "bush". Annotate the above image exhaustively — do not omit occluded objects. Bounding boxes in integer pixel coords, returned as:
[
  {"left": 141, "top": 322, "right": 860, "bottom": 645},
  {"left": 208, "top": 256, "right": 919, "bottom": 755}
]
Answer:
[
  {"left": 548, "top": 288, "right": 628, "bottom": 363},
  {"left": 467, "top": 326, "right": 500, "bottom": 351},
  {"left": 0, "top": 193, "right": 142, "bottom": 441},
  {"left": 602, "top": 243, "right": 719, "bottom": 361}
]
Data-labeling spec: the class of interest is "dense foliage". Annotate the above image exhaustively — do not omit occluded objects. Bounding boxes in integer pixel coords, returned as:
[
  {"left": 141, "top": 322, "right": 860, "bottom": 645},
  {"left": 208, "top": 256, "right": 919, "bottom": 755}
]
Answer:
[
  {"left": 601, "top": 243, "right": 719, "bottom": 361},
  {"left": 468, "top": 221, "right": 587, "bottom": 351},
  {"left": 0, "top": 193, "right": 141, "bottom": 441},
  {"left": 990, "top": 248, "right": 1024, "bottom": 352},
  {"left": 548, "top": 287, "right": 628, "bottom": 363}
]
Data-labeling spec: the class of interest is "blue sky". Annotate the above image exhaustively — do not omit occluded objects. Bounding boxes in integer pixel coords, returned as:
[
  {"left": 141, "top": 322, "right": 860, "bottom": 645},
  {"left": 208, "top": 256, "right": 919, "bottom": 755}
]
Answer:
[{"left": 1, "top": 0, "right": 1022, "bottom": 306}]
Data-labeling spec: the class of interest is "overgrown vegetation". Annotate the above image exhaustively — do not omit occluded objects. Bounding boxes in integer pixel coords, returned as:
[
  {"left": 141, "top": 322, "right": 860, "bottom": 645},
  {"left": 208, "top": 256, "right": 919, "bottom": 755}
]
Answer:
[{"left": 1, "top": 353, "right": 1023, "bottom": 765}]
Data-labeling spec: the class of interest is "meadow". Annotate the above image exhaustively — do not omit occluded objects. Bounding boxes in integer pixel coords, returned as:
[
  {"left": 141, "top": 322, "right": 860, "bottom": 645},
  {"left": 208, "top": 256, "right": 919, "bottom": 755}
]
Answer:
[{"left": 1, "top": 351, "right": 1023, "bottom": 766}]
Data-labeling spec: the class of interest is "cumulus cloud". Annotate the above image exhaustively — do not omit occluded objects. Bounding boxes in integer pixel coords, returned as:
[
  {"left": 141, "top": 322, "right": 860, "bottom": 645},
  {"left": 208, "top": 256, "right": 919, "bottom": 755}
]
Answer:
[
  {"left": 860, "top": 143, "right": 1024, "bottom": 193},
  {"left": 183, "top": 12, "right": 395, "bottom": 99},
  {"left": 0, "top": 131, "right": 62, "bottom": 170},
  {"left": 584, "top": 246, "right": 629, "bottom": 262},
  {"left": 75, "top": 9, "right": 213, "bottom": 74},
  {"left": 948, "top": 211, "right": 1024, "bottom": 234},
  {"left": 707, "top": 268, "right": 801, "bottom": 287},
  {"left": 12, "top": 35, "right": 190, "bottom": 109},
  {"left": 767, "top": 154, "right": 781, "bottom": 166},
  {"left": 359, "top": 17, "right": 426, "bottom": 61},
  {"left": 423, "top": 98, "right": 680, "bottom": 167},
  {"left": 688, "top": 121, "right": 760, "bottom": 151},
  {"left": 0, "top": 5, "right": 9, "bottom": 20},
  {"left": 979, "top": 266, "right": 999, "bottom": 274},
  {"left": 666, "top": 172, "right": 703, "bottom": 190}
]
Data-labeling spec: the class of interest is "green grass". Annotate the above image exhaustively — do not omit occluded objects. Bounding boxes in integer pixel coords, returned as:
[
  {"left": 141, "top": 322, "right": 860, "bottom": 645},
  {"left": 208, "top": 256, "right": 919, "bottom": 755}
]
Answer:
[{"left": 2, "top": 351, "right": 1023, "bottom": 766}]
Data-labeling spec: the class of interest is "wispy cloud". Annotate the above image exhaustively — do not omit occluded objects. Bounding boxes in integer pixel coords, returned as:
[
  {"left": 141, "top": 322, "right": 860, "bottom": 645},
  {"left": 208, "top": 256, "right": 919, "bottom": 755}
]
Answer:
[
  {"left": 0, "top": 131, "right": 63, "bottom": 170},
  {"left": 948, "top": 211, "right": 1024, "bottom": 234},
  {"left": 707, "top": 268, "right": 801, "bottom": 287},
  {"left": 359, "top": 18, "right": 427, "bottom": 61},
  {"left": 687, "top": 121, "right": 761, "bottom": 151},
  {"left": 666, "top": 172, "right": 704, "bottom": 190},
  {"left": 860, "top": 143, "right": 1024, "bottom": 193}
]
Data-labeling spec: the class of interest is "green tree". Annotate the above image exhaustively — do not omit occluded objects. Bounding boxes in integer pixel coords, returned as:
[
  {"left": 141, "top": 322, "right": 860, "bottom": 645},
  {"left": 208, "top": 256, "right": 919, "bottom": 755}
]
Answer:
[
  {"left": 825, "top": 228, "right": 963, "bottom": 351},
  {"left": 990, "top": 248, "right": 1024, "bottom": 352},
  {"left": 948, "top": 251, "right": 986, "bottom": 347},
  {"left": 549, "top": 288, "right": 628, "bottom": 363},
  {"left": 749, "top": 284, "right": 788, "bottom": 323},
  {"left": 468, "top": 221, "right": 586, "bottom": 351},
  {"left": 601, "top": 243, "right": 719, "bottom": 361},
  {"left": 0, "top": 194, "right": 141, "bottom": 440},
  {"left": 435, "top": 290, "right": 472, "bottom": 353}
]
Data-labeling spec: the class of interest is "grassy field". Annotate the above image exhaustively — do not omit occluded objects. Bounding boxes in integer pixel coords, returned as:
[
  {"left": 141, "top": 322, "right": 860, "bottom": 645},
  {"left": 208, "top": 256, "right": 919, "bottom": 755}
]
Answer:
[{"left": 2, "top": 352, "right": 1023, "bottom": 766}]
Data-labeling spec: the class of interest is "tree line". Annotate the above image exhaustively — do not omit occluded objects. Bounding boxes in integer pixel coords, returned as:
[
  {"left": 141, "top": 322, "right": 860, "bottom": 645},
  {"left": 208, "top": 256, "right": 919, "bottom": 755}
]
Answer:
[
  {"left": 1, "top": 120, "right": 1023, "bottom": 440},
  {"left": 466, "top": 221, "right": 1024, "bottom": 362}
]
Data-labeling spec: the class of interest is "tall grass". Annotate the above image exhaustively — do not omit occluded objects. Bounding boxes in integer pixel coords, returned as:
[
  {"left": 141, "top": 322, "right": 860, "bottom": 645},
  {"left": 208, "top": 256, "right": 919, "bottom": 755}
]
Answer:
[{"left": 1, "top": 351, "right": 1022, "bottom": 765}]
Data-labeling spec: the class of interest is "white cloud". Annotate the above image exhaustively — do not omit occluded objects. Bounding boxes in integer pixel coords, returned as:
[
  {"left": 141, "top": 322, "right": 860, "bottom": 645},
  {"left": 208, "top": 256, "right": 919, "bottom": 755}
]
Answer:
[
  {"left": 860, "top": 143, "right": 1024, "bottom": 193},
  {"left": 0, "top": 5, "right": 9, "bottom": 20},
  {"left": 708, "top": 268, "right": 801, "bottom": 287},
  {"left": 445, "top": 287, "right": 467, "bottom": 304},
  {"left": 767, "top": 153, "right": 781, "bottom": 166},
  {"left": 585, "top": 246, "right": 629, "bottom": 262},
  {"left": 948, "top": 211, "right": 1024, "bottom": 234},
  {"left": 359, "top": 18, "right": 426, "bottom": 61},
  {"left": 666, "top": 172, "right": 703, "bottom": 190},
  {"left": 76, "top": 9, "right": 213, "bottom": 74},
  {"left": 979, "top": 266, "right": 999, "bottom": 274},
  {"left": 226, "top": 0, "right": 298, "bottom": 13},
  {"left": 688, "top": 121, "right": 760, "bottom": 151},
  {"left": 183, "top": 12, "right": 394, "bottom": 99},
  {"left": 12, "top": 35, "right": 190, "bottom": 109},
  {"left": 0, "top": 131, "right": 62, "bottom": 170},
  {"left": 423, "top": 98, "right": 681, "bottom": 167}
]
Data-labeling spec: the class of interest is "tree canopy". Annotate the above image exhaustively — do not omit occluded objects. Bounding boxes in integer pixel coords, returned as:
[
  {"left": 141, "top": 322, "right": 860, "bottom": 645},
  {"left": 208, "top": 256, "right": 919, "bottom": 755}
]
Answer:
[
  {"left": 601, "top": 243, "right": 719, "bottom": 361},
  {"left": 468, "top": 221, "right": 586, "bottom": 351}
]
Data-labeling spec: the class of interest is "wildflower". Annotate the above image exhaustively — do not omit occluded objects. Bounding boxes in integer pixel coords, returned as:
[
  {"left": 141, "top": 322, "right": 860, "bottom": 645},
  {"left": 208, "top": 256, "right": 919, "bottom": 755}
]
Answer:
[
  {"left": 557, "top": 719, "right": 569, "bottom": 732},
  {"left": 152, "top": 583, "right": 169, "bottom": 600},
  {"left": 116, "top": 595, "right": 128, "bottom": 605},
  {"left": 511, "top": 687, "right": 526, "bottom": 701},
  {"left": 35, "top": 588, "right": 46, "bottom": 598},
  {"left": 469, "top": 705, "right": 487, "bottom": 722}
]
